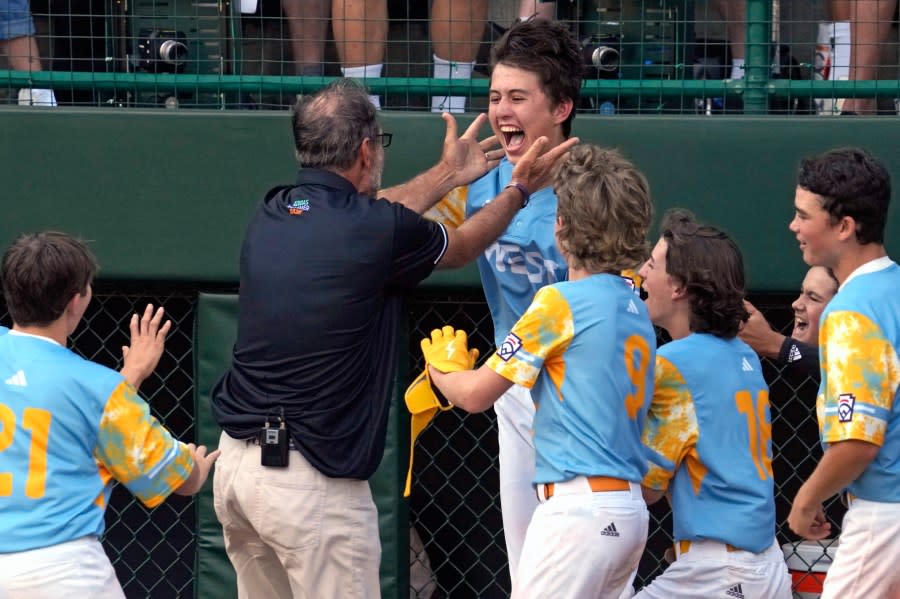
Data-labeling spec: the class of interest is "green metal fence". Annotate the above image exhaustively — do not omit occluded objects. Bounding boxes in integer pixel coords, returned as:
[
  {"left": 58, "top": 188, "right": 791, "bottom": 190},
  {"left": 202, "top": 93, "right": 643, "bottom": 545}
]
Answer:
[
  {"left": 3, "top": 0, "right": 899, "bottom": 113},
  {"left": 0, "top": 284, "right": 839, "bottom": 598}
]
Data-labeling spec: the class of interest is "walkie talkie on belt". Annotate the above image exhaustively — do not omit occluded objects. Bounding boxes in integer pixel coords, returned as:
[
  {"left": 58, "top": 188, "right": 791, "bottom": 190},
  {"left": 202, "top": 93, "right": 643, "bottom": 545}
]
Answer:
[{"left": 260, "top": 407, "right": 289, "bottom": 467}]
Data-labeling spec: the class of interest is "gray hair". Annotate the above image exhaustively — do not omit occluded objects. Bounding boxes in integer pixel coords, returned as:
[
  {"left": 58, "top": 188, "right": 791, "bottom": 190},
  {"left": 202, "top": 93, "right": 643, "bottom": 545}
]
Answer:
[{"left": 291, "top": 79, "right": 380, "bottom": 170}]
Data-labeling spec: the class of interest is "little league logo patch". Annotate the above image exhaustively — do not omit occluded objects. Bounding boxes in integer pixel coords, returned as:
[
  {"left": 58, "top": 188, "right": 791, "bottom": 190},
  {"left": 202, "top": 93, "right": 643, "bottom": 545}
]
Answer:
[
  {"left": 838, "top": 393, "right": 856, "bottom": 422},
  {"left": 497, "top": 332, "right": 523, "bottom": 362}
]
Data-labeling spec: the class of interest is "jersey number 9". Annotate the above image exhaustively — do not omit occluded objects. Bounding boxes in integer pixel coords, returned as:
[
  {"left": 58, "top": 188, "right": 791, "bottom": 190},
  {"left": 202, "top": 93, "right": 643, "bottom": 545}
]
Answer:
[{"left": 624, "top": 335, "right": 652, "bottom": 420}]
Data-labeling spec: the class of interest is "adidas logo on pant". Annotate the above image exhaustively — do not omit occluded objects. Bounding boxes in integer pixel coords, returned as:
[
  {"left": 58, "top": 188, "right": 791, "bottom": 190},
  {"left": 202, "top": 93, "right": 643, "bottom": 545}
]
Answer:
[
  {"left": 725, "top": 583, "right": 744, "bottom": 599},
  {"left": 600, "top": 523, "right": 619, "bottom": 537}
]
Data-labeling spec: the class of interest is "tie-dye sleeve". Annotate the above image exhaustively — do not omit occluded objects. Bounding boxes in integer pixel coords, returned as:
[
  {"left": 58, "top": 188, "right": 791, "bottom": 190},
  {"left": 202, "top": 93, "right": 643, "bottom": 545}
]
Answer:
[
  {"left": 486, "top": 286, "right": 573, "bottom": 389},
  {"left": 818, "top": 310, "right": 900, "bottom": 447},
  {"left": 424, "top": 186, "right": 468, "bottom": 228},
  {"left": 641, "top": 356, "right": 698, "bottom": 491},
  {"left": 94, "top": 381, "right": 194, "bottom": 507}
]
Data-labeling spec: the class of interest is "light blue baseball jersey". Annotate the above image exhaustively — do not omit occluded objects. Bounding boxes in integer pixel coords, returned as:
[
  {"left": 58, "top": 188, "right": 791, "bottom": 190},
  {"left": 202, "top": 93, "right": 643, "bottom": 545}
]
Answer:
[
  {"left": 424, "top": 160, "right": 644, "bottom": 347},
  {"left": 641, "top": 334, "right": 776, "bottom": 553},
  {"left": 467, "top": 160, "right": 567, "bottom": 347},
  {"left": 0, "top": 332, "right": 194, "bottom": 553},
  {"left": 816, "top": 258, "right": 900, "bottom": 502},
  {"left": 486, "top": 275, "right": 656, "bottom": 483}
]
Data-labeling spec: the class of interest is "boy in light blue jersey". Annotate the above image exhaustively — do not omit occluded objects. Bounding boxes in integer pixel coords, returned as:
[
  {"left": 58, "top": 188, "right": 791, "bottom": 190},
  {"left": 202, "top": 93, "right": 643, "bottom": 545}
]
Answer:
[
  {"left": 787, "top": 147, "right": 900, "bottom": 598},
  {"left": 423, "top": 145, "right": 656, "bottom": 598},
  {"left": 0, "top": 232, "right": 219, "bottom": 598},
  {"left": 634, "top": 210, "right": 791, "bottom": 599},
  {"left": 423, "top": 17, "right": 586, "bottom": 582}
]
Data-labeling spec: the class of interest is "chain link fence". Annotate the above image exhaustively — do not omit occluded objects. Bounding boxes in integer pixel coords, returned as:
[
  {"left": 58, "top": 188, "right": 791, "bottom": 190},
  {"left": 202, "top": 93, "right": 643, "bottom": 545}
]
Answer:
[
  {"left": 1, "top": 286, "right": 199, "bottom": 599},
  {"left": 407, "top": 291, "right": 843, "bottom": 598},
  {"left": 2, "top": 285, "right": 839, "bottom": 598}
]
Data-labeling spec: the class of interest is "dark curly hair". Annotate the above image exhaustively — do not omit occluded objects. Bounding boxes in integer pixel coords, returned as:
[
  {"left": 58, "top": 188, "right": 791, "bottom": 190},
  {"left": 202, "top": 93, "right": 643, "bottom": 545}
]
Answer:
[
  {"left": 797, "top": 147, "right": 891, "bottom": 245},
  {"left": 490, "top": 17, "right": 583, "bottom": 138},
  {"left": 660, "top": 209, "right": 749, "bottom": 339}
]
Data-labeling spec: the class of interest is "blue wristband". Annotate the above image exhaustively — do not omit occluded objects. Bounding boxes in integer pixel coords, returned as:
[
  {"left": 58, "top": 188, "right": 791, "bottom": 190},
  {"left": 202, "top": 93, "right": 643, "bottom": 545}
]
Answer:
[{"left": 504, "top": 181, "right": 530, "bottom": 208}]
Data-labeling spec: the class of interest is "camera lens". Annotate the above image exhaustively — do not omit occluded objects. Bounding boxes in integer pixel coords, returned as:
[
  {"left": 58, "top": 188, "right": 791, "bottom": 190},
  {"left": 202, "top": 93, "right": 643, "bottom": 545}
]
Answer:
[
  {"left": 592, "top": 46, "right": 620, "bottom": 72},
  {"left": 158, "top": 39, "right": 188, "bottom": 66}
]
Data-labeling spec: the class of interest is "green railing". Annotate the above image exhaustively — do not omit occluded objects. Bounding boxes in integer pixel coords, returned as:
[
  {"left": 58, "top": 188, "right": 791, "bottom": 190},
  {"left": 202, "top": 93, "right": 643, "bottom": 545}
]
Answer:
[{"left": 3, "top": 0, "right": 899, "bottom": 113}]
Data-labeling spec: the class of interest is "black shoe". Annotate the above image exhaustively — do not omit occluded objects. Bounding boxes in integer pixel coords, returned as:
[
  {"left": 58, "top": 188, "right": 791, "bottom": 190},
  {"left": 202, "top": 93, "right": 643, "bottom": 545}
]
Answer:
[{"left": 840, "top": 110, "right": 859, "bottom": 116}]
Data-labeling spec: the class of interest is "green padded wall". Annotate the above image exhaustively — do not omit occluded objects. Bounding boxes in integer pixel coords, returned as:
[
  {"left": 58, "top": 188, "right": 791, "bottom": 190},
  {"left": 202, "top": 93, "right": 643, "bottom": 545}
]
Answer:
[
  {"left": 1, "top": 107, "right": 898, "bottom": 291},
  {"left": 193, "top": 293, "right": 408, "bottom": 599},
  {"left": 193, "top": 294, "right": 239, "bottom": 599}
]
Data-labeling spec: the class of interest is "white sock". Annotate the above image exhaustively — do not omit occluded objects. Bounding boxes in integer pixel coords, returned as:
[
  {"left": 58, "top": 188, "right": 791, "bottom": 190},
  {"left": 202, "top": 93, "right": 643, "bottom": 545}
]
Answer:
[
  {"left": 730, "top": 58, "right": 745, "bottom": 81},
  {"left": 816, "top": 22, "right": 850, "bottom": 81},
  {"left": 830, "top": 22, "right": 851, "bottom": 81},
  {"left": 341, "top": 64, "right": 383, "bottom": 109},
  {"left": 431, "top": 54, "right": 474, "bottom": 114},
  {"left": 17, "top": 88, "right": 57, "bottom": 107}
]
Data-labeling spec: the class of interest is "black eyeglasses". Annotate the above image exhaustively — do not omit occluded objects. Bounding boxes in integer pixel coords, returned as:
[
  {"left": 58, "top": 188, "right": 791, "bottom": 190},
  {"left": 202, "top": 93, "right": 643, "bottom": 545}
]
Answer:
[{"left": 375, "top": 132, "right": 392, "bottom": 148}]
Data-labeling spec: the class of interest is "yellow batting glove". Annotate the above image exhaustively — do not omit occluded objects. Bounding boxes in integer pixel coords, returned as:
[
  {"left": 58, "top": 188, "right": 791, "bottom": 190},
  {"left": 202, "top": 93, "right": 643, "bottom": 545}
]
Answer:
[
  {"left": 420, "top": 326, "right": 479, "bottom": 373},
  {"left": 404, "top": 367, "right": 453, "bottom": 498}
]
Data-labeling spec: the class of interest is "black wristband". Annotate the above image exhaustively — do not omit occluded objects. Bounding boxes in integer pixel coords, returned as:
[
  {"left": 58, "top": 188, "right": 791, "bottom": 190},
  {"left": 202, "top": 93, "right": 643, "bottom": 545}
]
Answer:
[{"left": 504, "top": 181, "right": 531, "bottom": 207}]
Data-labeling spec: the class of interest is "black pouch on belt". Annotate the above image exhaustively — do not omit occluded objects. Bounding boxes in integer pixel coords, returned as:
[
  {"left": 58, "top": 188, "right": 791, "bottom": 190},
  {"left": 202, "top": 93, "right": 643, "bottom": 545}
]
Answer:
[{"left": 260, "top": 414, "right": 289, "bottom": 467}]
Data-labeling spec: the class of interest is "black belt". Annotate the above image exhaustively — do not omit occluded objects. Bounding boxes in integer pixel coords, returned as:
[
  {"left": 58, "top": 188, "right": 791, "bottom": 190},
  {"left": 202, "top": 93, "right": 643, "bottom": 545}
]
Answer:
[{"left": 245, "top": 435, "right": 298, "bottom": 451}]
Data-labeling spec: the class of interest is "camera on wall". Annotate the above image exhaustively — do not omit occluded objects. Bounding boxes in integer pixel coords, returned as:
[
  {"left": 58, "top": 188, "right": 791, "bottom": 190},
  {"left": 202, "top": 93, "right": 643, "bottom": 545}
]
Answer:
[
  {"left": 581, "top": 34, "right": 621, "bottom": 80},
  {"left": 132, "top": 29, "right": 189, "bottom": 73}
]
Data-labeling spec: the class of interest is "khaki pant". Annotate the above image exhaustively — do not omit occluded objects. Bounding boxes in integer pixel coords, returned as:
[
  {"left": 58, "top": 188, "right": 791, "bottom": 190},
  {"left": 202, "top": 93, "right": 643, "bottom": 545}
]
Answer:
[{"left": 213, "top": 432, "right": 381, "bottom": 599}]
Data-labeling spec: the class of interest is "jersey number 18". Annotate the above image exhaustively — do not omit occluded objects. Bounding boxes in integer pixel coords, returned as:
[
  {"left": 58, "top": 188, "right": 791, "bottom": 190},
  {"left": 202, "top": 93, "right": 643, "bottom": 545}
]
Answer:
[{"left": 735, "top": 391, "right": 773, "bottom": 481}]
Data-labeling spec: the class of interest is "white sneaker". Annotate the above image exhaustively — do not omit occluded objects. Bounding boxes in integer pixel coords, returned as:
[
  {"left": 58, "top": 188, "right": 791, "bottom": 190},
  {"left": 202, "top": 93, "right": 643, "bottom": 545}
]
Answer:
[{"left": 18, "top": 88, "right": 58, "bottom": 107}]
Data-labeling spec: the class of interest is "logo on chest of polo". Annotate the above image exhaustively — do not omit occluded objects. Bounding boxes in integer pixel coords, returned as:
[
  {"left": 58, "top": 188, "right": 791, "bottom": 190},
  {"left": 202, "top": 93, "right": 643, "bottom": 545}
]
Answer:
[
  {"left": 288, "top": 198, "right": 311, "bottom": 215},
  {"left": 484, "top": 242, "right": 561, "bottom": 284}
]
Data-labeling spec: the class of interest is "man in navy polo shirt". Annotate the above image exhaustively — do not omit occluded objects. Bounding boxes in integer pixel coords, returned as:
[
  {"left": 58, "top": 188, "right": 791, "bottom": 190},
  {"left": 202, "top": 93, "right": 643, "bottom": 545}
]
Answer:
[{"left": 210, "top": 79, "right": 577, "bottom": 599}]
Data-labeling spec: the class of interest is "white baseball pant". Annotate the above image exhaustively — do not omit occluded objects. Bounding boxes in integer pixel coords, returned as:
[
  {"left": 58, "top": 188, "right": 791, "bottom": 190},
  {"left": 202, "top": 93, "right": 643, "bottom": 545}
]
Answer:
[
  {"left": 514, "top": 480, "right": 647, "bottom": 599},
  {"left": 821, "top": 496, "right": 900, "bottom": 598},
  {"left": 495, "top": 384, "right": 539, "bottom": 586},
  {"left": 0, "top": 535, "right": 125, "bottom": 599},
  {"left": 631, "top": 539, "right": 791, "bottom": 599}
]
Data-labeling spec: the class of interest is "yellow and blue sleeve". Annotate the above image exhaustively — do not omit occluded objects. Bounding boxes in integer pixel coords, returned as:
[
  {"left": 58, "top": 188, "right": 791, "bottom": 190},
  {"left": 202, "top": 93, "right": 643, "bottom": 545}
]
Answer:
[
  {"left": 818, "top": 310, "right": 900, "bottom": 447},
  {"left": 95, "top": 381, "right": 194, "bottom": 508},
  {"left": 641, "top": 356, "right": 698, "bottom": 491},
  {"left": 424, "top": 186, "right": 468, "bottom": 228},
  {"left": 487, "top": 286, "right": 573, "bottom": 391}
]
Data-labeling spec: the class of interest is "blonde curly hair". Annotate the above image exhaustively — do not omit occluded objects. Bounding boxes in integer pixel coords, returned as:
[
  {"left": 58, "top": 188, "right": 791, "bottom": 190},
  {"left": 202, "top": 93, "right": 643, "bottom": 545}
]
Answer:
[{"left": 553, "top": 145, "right": 653, "bottom": 274}]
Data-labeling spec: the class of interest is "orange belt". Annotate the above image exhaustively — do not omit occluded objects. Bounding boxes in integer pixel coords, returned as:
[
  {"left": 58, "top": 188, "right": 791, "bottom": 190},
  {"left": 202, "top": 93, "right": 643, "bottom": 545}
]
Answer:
[
  {"left": 676, "top": 540, "right": 740, "bottom": 557},
  {"left": 841, "top": 491, "right": 857, "bottom": 507},
  {"left": 540, "top": 476, "right": 630, "bottom": 501}
]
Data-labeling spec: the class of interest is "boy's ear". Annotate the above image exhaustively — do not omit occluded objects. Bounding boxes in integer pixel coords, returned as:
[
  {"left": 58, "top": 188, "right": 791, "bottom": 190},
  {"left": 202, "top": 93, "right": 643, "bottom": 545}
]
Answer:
[
  {"left": 836, "top": 215, "right": 857, "bottom": 242},
  {"left": 553, "top": 98, "right": 575, "bottom": 126}
]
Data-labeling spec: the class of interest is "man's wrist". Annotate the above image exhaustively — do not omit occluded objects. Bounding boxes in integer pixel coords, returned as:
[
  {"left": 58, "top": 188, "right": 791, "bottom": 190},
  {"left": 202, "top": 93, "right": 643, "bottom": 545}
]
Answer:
[{"left": 504, "top": 181, "right": 530, "bottom": 207}]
